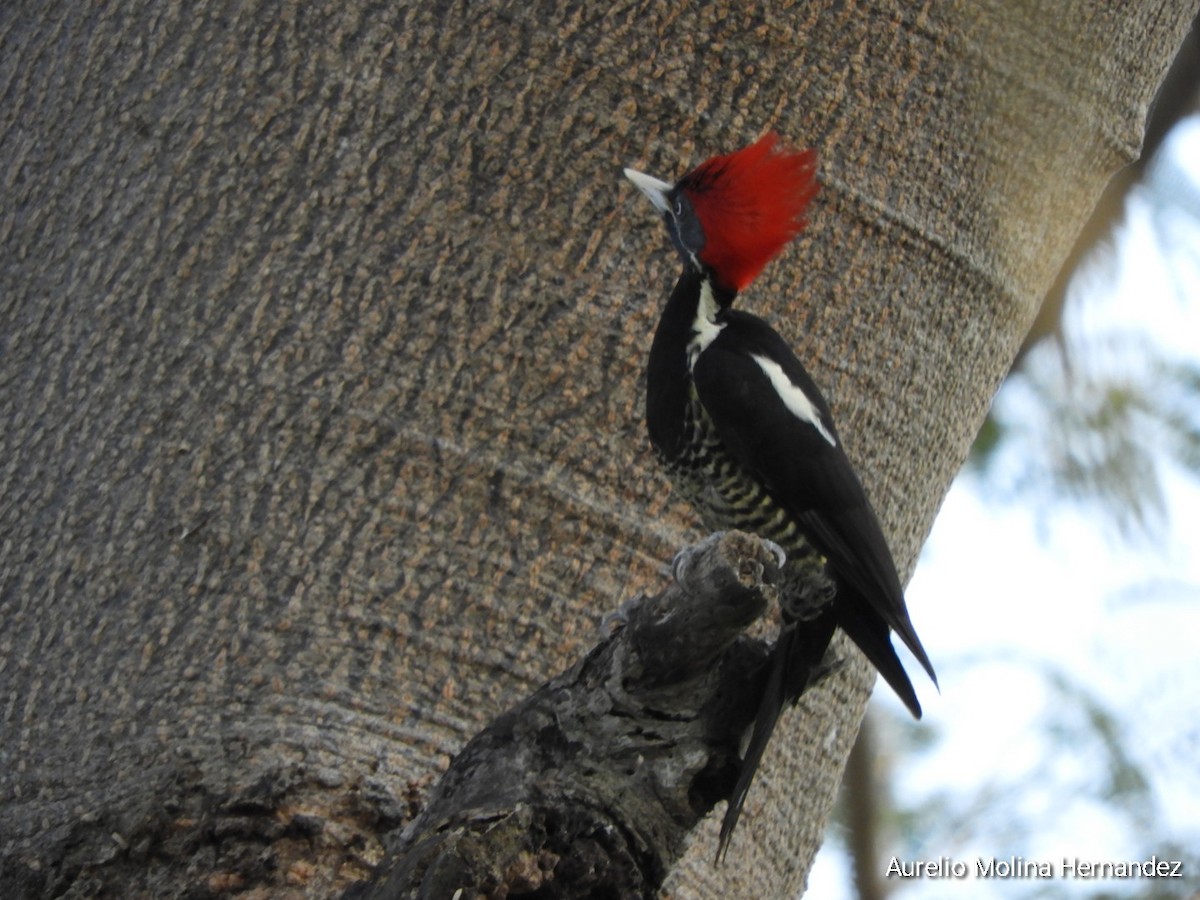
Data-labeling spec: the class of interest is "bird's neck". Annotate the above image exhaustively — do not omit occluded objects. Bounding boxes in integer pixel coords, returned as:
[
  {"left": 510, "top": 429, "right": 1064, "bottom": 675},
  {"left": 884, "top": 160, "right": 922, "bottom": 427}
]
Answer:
[
  {"left": 655, "top": 267, "right": 734, "bottom": 347},
  {"left": 646, "top": 268, "right": 732, "bottom": 457}
]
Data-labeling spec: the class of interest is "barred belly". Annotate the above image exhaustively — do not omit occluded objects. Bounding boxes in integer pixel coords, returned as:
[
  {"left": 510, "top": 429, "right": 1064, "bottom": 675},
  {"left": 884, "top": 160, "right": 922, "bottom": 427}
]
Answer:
[{"left": 662, "top": 392, "right": 833, "bottom": 619}]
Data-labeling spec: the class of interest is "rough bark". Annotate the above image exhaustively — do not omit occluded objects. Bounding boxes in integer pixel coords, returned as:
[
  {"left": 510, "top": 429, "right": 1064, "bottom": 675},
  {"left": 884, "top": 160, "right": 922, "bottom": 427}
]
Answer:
[
  {"left": 1016, "top": 11, "right": 1200, "bottom": 364},
  {"left": 0, "top": 1, "right": 1193, "bottom": 898},
  {"left": 350, "top": 531, "right": 783, "bottom": 899}
]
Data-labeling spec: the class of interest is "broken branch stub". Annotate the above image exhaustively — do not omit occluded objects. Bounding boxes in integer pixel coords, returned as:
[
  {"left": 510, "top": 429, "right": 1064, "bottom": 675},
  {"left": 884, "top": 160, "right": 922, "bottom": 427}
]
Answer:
[{"left": 350, "top": 531, "right": 786, "bottom": 899}]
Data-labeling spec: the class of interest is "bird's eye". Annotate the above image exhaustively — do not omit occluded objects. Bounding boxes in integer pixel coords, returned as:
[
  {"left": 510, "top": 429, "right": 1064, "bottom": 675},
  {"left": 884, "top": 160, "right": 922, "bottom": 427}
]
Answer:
[{"left": 673, "top": 199, "right": 684, "bottom": 218}]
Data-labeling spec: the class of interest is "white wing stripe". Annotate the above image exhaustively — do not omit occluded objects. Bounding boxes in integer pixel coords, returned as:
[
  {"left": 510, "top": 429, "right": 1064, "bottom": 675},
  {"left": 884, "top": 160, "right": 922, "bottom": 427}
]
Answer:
[{"left": 751, "top": 354, "right": 837, "bottom": 446}]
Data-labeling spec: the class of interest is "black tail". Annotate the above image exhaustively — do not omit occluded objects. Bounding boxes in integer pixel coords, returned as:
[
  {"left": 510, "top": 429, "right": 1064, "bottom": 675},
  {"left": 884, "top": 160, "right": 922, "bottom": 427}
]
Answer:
[
  {"left": 836, "top": 583, "right": 932, "bottom": 718},
  {"left": 717, "top": 610, "right": 837, "bottom": 862},
  {"left": 716, "top": 579, "right": 937, "bottom": 859}
]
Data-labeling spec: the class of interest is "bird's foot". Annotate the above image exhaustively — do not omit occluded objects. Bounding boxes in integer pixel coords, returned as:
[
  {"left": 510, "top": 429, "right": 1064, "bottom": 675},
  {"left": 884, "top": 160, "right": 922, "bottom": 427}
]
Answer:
[{"left": 671, "top": 531, "right": 728, "bottom": 585}]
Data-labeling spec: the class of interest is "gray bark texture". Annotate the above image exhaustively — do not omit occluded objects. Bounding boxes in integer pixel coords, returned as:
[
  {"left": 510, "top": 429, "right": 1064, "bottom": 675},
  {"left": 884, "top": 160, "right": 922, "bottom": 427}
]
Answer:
[{"left": 1, "top": 1, "right": 1193, "bottom": 897}]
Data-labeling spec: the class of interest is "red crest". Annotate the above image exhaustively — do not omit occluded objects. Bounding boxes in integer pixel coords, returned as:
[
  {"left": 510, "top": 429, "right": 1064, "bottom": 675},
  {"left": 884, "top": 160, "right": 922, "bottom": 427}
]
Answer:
[{"left": 679, "top": 133, "right": 818, "bottom": 292}]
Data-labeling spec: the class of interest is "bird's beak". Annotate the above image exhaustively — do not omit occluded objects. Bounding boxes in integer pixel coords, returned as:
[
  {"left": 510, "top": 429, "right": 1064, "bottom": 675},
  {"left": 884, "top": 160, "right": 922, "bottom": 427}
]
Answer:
[{"left": 623, "top": 167, "right": 673, "bottom": 215}]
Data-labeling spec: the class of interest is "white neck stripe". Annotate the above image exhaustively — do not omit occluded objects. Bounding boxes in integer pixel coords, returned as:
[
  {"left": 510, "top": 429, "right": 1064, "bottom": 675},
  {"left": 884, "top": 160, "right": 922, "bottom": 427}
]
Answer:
[{"left": 687, "top": 279, "right": 725, "bottom": 371}]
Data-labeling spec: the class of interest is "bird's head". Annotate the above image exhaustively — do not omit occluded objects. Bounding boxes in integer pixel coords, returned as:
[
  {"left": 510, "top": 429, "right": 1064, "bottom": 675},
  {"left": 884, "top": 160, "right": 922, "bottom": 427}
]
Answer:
[{"left": 624, "top": 133, "right": 819, "bottom": 295}]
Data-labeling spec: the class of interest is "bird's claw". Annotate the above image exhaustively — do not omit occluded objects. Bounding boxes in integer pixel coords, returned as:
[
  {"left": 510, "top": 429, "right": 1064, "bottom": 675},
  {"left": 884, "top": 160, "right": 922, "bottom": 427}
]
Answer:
[
  {"left": 671, "top": 531, "right": 728, "bottom": 585},
  {"left": 762, "top": 538, "right": 787, "bottom": 569},
  {"left": 602, "top": 594, "right": 645, "bottom": 633}
]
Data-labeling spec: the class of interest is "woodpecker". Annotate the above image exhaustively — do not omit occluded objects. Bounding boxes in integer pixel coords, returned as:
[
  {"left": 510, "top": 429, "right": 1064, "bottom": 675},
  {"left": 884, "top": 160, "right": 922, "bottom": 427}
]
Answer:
[{"left": 624, "top": 133, "right": 937, "bottom": 857}]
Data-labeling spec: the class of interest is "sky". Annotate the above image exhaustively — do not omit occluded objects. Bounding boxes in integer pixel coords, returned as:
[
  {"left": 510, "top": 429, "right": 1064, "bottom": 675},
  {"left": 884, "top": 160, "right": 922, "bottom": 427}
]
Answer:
[{"left": 807, "top": 116, "right": 1200, "bottom": 899}]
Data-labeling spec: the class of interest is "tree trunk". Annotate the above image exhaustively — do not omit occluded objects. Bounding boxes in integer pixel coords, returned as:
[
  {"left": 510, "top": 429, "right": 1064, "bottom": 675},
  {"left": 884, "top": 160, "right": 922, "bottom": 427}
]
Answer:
[{"left": 0, "top": 1, "right": 1191, "bottom": 897}]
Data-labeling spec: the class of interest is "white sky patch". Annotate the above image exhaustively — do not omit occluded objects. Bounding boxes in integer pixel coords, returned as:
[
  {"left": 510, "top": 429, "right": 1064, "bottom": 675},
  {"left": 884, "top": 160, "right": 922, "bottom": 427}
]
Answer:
[{"left": 751, "top": 353, "right": 837, "bottom": 446}]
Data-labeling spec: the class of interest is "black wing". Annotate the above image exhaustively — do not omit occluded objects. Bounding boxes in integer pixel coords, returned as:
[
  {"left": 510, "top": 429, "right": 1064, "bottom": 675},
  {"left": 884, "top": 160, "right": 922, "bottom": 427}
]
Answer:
[{"left": 691, "top": 313, "right": 936, "bottom": 687}]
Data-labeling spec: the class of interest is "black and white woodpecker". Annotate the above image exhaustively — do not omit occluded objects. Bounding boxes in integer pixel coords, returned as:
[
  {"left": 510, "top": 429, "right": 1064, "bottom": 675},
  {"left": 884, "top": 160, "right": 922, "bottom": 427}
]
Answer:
[{"left": 624, "top": 133, "right": 937, "bottom": 857}]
